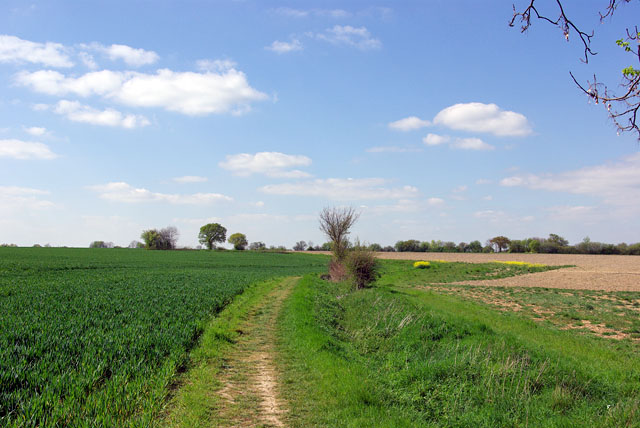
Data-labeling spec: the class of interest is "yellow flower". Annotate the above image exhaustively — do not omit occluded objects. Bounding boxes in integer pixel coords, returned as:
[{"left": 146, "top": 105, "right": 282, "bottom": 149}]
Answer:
[
  {"left": 413, "top": 261, "right": 431, "bottom": 269},
  {"left": 493, "top": 261, "right": 546, "bottom": 268}
]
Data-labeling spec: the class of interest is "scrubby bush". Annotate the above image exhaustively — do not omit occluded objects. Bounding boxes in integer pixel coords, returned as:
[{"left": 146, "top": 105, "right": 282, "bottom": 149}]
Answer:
[{"left": 345, "top": 247, "right": 380, "bottom": 288}]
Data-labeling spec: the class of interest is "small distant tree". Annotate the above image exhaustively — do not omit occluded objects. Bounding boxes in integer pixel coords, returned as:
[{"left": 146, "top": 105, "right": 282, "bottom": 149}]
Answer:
[
  {"left": 548, "top": 233, "right": 569, "bottom": 247},
  {"left": 489, "top": 236, "right": 511, "bottom": 253},
  {"left": 442, "top": 241, "right": 457, "bottom": 252},
  {"left": 198, "top": 223, "right": 227, "bottom": 250},
  {"left": 528, "top": 238, "right": 542, "bottom": 253},
  {"left": 509, "top": 240, "right": 527, "bottom": 253},
  {"left": 319, "top": 206, "right": 360, "bottom": 261},
  {"left": 320, "top": 242, "right": 332, "bottom": 251},
  {"left": 368, "top": 243, "right": 382, "bottom": 252},
  {"left": 468, "top": 240, "right": 483, "bottom": 253},
  {"left": 293, "top": 241, "right": 307, "bottom": 251},
  {"left": 159, "top": 226, "right": 179, "bottom": 249},
  {"left": 228, "top": 233, "right": 248, "bottom": 250},
  {"left": 141, "top": 229, "right": 161, "bottom": 249},
  {"left": 395, "top": 240, "right": 421, "bottom": 252},
  {"left": 128, "top": 240, "right": 144, "bottom": 249},
  {"left": 249, "top": 241, "right": 266, "bottom": 251},
  {"left": 89, "top": 241, "right": 106, "bottom": 248}
]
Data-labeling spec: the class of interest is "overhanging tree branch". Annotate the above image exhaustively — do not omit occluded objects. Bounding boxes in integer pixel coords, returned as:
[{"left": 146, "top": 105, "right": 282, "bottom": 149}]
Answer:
[{"left": 510, "top": 0, "right": 640, "bottom": 139}]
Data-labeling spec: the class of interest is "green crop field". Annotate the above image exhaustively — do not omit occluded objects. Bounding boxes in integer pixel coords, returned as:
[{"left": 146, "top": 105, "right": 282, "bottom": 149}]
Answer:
[{"left": 0, "top": 247, "right": 326, "bottom": 427}]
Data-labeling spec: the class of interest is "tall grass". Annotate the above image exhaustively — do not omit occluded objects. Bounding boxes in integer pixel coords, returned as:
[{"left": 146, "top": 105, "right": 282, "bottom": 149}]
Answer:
[{"left": 277, "top": 274, "right": 640, "bottom": 427}]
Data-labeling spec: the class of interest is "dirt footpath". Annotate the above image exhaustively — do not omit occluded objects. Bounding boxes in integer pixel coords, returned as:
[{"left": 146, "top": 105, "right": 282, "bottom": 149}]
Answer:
[
  {"left": 377, "top": 252, "right": 640, "bottom": 292},
  {"left": 215, "top": 278, "right": 296, "bottom": 427}
]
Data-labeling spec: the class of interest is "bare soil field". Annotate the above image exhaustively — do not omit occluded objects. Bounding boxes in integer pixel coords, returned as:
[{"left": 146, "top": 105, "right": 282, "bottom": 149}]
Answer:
[
  {"left": 304, "top": 251, "right": 640, "bottom": 291},
  {"left": 377, "top": 252, "right": 640, "bottom": 292}
]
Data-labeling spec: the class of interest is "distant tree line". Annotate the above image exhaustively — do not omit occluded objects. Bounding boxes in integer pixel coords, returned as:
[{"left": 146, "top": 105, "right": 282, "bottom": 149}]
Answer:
[{"left": 388, "top": 234, "right": 640, "bottom": 255}]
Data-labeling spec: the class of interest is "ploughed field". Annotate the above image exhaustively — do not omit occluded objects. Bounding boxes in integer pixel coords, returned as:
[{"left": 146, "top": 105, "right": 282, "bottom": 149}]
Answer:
[
  {"left": 375, "top": 252, "right": 640, "bottom": 291},
  {"left": 0, "top": 248, "right": 326, "bottom": 427}
]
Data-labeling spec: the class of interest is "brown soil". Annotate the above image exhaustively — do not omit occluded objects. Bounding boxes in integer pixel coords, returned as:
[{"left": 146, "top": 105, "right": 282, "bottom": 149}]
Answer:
[
  {"left": 376, "top": 252, "right": 640, "bottom": 291},
  {"left": 216, "top": 278, "right": 297, "bottom": 427}
]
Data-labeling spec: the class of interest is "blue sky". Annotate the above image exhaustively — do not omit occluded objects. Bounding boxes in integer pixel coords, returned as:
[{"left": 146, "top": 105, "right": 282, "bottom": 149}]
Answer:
[{"left": 1, "top": 0, "right": 639, "bottom": 248}]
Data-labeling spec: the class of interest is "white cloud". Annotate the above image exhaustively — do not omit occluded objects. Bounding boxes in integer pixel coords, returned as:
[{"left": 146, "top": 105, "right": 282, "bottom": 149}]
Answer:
[
  {"left": 15, "top": 69, "right": 125, "bottom": 96},
  {"left": 260, "top": 177, "right": 418, "bottom": 200},
  {"left": 475, "top": 178, "right": 493, "bottom": 185},
  {"left": 53, "top": 100, "right": 150, "bottom": 128},
  {"left": 273, "top": 7, "right": 310, "bottom": 17},
  {"left": 16, "top": 66, "right": 268, "bottom": 116},
  {"left": 473, "top": 209, "right": 506, "bottom": 222},
  {"left": 266, "top": 39, "right": 303, "bottom": 54},
  {"left": 0, "top": 139, "right": 57, "bottom": 159},
  {"left": 273, "top": 7, "right": 350, "bottom": 18},
  {"left": 423, "top": 133, "right": 494, "bottom": 150},
  {"left": 24, "top": 126, "right": 47, "bottom": 136},
  {"left": 427, "top": 197, "right": 445, "bottom": 206},
  {"left": 103, "top": 44, "right": 158, "bottom": 67},
  {"left": 450, "top": 137, "right": 495, "bottom": 151},
  {"left": 389, "top": 116, "right": 431, "bottom": 131},
  {"left": 316, "top": 25, "right": 381, "bottom": 50},
  {"left": 0, "top": 35, "right": 72, "bottom": 67},
  {"left": 196, "top": 59, "right": 237, "bottom": 72},
  {"left": 173, "top": 175, "right": 208, "bottom": 184},
  {"left": 500, "top": 153, "right": 640, "bottom": 208},
  {"left": 88, "top": 182, "right": 233, "bottom": 204},
  {"left": 423, "top": 133, "right": 449, "bottom": 146},
  {"left": 366, "top": 145, "right": 422, "bottom": 153},
  {"left": 0, "top": 186, "right": 54, "bottom": 211},
  {"left": 433, "top": 102, "right": 532, "bottom": 137},
  {"left": 219, "top": 152, "right": 312, "bottom": 177},
  {"left": 453, "top": 185, "right": 467, "bottom": 193},
  {"left": 78, "top": 51, "right": 98, "bottom": 69}
]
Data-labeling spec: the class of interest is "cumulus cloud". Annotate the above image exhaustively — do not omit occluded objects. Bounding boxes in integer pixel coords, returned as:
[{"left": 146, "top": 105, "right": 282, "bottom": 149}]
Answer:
[
  {"left": 0, "top": 139, "right": 57, "bottom": 159},
  {"left": 24, "top": 126, "right": 47, "bottom": 136},
  {"left": 88, "top": 182, "right": 233, "bottom": 204},
  {"left": 389, "top": 116, "right": 430, "bottom": 131},
  {"left": 423, "top": 133, "right": 449, "bottom": 146},
  {"left": 427, "top": 197, "right": 445, "bottom": 206},
  {"left": 450, "top": 137, "right": 494, "bottom": 151},
  {"left": 0, "top": 35, "right": 72, "bottom": 67},
  {"left": 266, "top": 39, "right": 303, "bottom": 54},
  {"left": 173, "top": 175, "right": 208, "bottom": 184},
  {"left": 260, "top": 177, "right": 418, "bottom": 200},
  {"left": 53, "top": 100, "right": 150, "bottom": 128},
  {"left": 423, "top": 133, "right": 494, "bottom": 150},
  {"left": 16, "top": 67, "right": 268, "bottom": 116},
  {"left": 433, "top": 102, "right": 532, "bottom": 137},
  {"left": 500, "top": 153, "right": 640, "bottom": 207},
  {"left": 219, "top": 152, "right": 312, "bottom": 177},
  {"left": 366, "top": 145, "right": 422, "bottom": 153},
  {"left": 0, "top": 186, "right": 54, "bottom": 211},
  {"left": 273, "top": 7, "right": 350, "bottom": 18},
  {"left": 316, "top": 25, "right": 381, "bottom": 50},
  {"left": 101, "top": 44, "right": 158, "bottom": 67}
]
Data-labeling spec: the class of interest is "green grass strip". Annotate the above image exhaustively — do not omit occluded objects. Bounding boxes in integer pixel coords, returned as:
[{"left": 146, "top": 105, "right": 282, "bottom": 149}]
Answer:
[{"left": 277, "top": 275, "right": 640, "bottom": 427}]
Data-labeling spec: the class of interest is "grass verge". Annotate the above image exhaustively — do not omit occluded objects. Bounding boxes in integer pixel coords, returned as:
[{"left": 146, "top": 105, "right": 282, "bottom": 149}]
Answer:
[{"left": 277, "top": 272, "right": 640, "bottom": 427}]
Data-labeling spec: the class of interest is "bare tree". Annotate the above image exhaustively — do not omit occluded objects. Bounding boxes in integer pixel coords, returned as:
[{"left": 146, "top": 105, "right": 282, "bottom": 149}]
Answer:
[
  {"left": 159, "top": 226, "right": 179, "bottom": 250},
  {"left": 319, "top": 206, "right": 360, "bottom": 261},
  {"left": 511, "top": 0, "right": 640, "bottom": 139}
]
